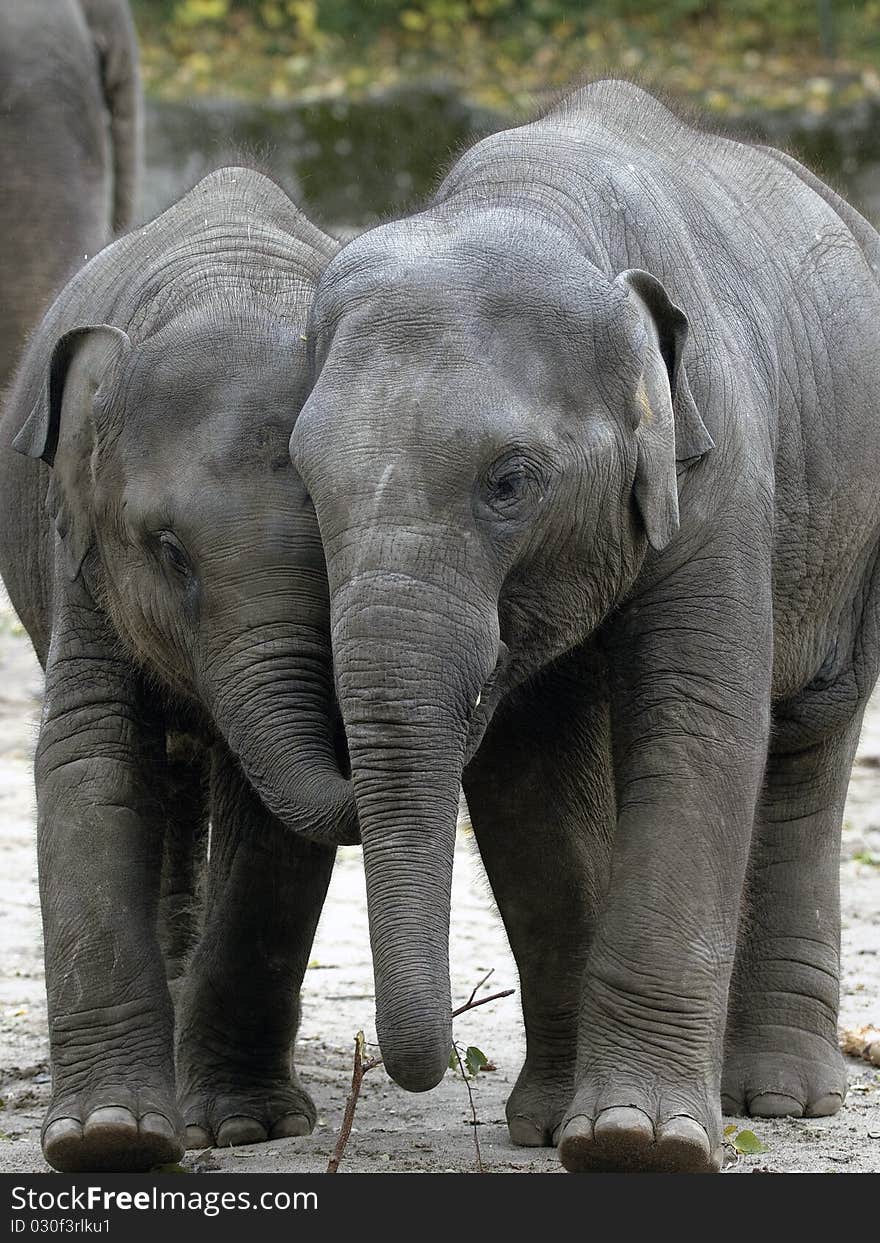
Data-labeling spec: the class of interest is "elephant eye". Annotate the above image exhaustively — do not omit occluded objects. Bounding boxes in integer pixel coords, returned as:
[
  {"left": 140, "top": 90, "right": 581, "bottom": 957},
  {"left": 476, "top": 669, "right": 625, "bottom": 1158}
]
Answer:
[
  {"left": 478, "top": 454, "right": 545, "bottom": 521},
  {"left": 492, "top": 470, "right": 529, "bottom": 509},
  {"left": 156, "top": 530, "right": 191, "bottom": 578}
]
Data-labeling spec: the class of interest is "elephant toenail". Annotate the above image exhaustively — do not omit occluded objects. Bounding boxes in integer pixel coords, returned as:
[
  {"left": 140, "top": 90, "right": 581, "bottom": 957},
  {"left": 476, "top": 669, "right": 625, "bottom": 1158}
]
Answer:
[
  {"left": 508, "top": 1115, "right": 549, "bottom": 1147},
  {"left": 559, "top": 1115, "right": 594, "bottom": 1144},
  {"left": 747, "top": 1092, "right": 804, "bottom": 1118},
  {"left": 216, "top": 1116, "right": 267, "bottom": 1147},
  {"left": 594, "top": 1106, "right": 654, "bottom": 1143},
  {"left": 657, "top": 1116, "right": 711, "bottom": 1155},
  {"left": 83, "top": 1107, "right": 138, "bottom": 1137},
  {"left": 185, "top": 1124, "right": 213, "bottom": 1150},
  {"left": 805, "top": 1093, "right": 843, "bottom": 1118},
  {"left": 269, "top": 1114, "right": 312, "bottom": 1140},
  {"left": 42, "top": 1118, "right": 85, "bottom": 1172},
  {"left": 557, "top": 1115, "right": 595, "bottom": 1171},
  {"left": 139, "top": 1113, "right": 176, "bottom": 1140},
  {"left": 43, "top": 1118, "right": 83, "bottom": 1147}
]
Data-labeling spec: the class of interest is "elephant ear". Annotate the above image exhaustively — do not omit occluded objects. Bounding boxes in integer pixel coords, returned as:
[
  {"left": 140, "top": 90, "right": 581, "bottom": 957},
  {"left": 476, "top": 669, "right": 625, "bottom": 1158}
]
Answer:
[
  {"left": 615, "top": 269, "right": 714, "bottom": 551},
  {"left": 12, "top": 326, "right": 131, "bottom": 580}
]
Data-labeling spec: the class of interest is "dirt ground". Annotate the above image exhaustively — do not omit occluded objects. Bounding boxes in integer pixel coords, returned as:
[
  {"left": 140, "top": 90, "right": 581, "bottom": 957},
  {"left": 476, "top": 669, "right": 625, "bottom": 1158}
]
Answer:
[{"left": 1, "top": 589, "right": 878, "bottom": 1175}]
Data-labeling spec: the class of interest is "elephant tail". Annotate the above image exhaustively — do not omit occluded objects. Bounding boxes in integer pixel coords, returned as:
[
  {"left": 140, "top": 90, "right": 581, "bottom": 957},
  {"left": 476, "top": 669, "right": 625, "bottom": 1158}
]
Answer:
[{"left": 80, "top": 0, "right": 143, "bottom": 234}]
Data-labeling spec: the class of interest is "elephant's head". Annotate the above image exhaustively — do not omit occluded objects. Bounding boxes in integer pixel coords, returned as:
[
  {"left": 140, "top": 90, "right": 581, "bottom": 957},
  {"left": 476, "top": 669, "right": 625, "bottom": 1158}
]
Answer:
[
  {"left": 290, "top": 208, "right": 713, "bottom": 1087},
  {"left": 13, "top": 307, "right": 357, "bottom": 844}
]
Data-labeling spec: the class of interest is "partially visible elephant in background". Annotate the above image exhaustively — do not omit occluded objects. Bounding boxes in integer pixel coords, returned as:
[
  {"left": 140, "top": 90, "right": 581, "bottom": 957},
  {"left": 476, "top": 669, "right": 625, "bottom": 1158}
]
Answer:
[
  {"left": 292, "top": 79, "right": 880, "bottom": 1173},
  {"left": 0, "top": 167, "right": 357, "bottom": 1173},
  {"left": 0, "top": 0, "right": 141, "bottom": 397}
]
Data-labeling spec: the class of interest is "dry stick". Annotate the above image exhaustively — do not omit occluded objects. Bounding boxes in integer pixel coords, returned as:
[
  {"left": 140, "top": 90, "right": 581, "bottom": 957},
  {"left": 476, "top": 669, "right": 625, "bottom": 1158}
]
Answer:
[
  {"left": 326, "top": 984, "right": 515, "bottom": 1173},
  {"left": 452, "top": 986, "right": 512, "bottom": 1018},
  {"left": 326, "top": 1032, "right": 370, "bottom": 1175},
  {"left": 462, "top": 967, "right": 494, "bottom": 1010}
]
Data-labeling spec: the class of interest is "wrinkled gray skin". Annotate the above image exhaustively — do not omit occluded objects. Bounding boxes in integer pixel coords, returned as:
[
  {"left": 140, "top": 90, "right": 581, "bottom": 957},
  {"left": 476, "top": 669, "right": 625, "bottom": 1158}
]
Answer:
[
  {"left": 0, "top": 168, "right": 358, "bottom": 1173},
  {"left": 293, "top": 80, "right": 880, "bottom": 1173},
  {"left": 0, "top": 0, "right": 141, "bottom": 397}
]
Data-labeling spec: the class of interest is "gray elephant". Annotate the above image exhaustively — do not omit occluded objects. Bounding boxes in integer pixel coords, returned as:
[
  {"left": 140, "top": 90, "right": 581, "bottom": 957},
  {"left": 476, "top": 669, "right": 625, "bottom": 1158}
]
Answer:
[
  {"left": 0, "top": 167, "right": 357, "bottom": 1173},
  {"left": 291, "top": 79, "right": 880, "bottom": 1173},
  {"left": 0, "top": 0, "right": 141, "bottom": 397}
]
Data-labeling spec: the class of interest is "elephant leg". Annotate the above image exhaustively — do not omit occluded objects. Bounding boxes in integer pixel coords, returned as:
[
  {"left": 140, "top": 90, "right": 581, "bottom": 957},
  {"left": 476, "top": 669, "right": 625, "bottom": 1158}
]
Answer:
[
  {"left": 38, "top": 586, "right": 181, "bottom": 1173},
  {"left": 157, "top": 735, "right": 209, "bottom": 993},
  {"left": 557, "top": 545, "right": 773, "bottom": 1173},
  {"left": 176, "top": 742, "right": 336, "bottom": 1149},
  {"left": 463, "top": 651, "right": 615, "bottom": 1148},
  {"left": 722, "top": 715, "right": 862, "bottom": 1119}
]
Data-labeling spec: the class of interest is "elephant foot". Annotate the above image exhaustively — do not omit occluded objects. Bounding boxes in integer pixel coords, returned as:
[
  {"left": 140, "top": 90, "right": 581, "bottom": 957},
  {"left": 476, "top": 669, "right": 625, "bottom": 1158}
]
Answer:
[
  {"left": 180, "top": 1074, "right": 317, "bottom": 1149},
  {"left": 721, "top": 1030, "right": 847, "bottom": 1118},
  {"left": 505, "top": 1061, "right": 576, "bottom": 1148},
  {"left": 42, "top": 1091, "right": 183, "bottom": 1173},
  {"left": 557, "top": 1080, "right": 721, "bottom": 1173},
  {"left": 558, "top": 1106, "right": 718, "bottom": 1174}
]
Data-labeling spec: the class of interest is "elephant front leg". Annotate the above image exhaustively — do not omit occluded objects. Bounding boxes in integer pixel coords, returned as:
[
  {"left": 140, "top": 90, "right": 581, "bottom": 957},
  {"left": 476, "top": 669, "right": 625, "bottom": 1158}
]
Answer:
[
  {"left": 558, "top": 562, "right": 772, "bottom": 1173},
  {"left": 722, "top": 718, "right": 860, "bottom": 1119},
  {"left": 38, "top": 596, "right": 182, "bottom": 1172},
  {"left": 176, "top": 744, "right": 336, "bottom": 1149},
  {"left": 464, "top": 650, "right": 615, "bottom": 1148}
]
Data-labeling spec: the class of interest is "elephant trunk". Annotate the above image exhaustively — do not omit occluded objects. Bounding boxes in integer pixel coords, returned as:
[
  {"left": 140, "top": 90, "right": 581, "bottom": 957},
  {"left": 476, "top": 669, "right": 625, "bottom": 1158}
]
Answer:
[
  {"left": 331, "top": 570, "right": 499, "bottom": 1090},
  {"left": 206, "top": 622, "right": 358, "bottom": 845}
]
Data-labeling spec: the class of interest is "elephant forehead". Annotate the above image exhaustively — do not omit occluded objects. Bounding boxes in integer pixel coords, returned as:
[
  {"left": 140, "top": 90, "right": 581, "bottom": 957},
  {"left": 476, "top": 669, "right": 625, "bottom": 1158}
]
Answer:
[
  {"left": 315, "top": 205, "right": 631, "bottom": 350},
  {"left": 121, "top": 313, "right": 307, "bottom": 419},
  {"left": 126, "top": 409, "right": 296, "bottom": 476},
  {"left": 311, "top": 275, "right": 643, "bottom": 437},
  {"left": 304, "top": 350, "right": 553, "bottom": 458},
  {"left": 114, "top": 328, "right": 308, "bottom": 474},
  {"left": 320, "top": 264, "right": 613, "bottom": 356}
]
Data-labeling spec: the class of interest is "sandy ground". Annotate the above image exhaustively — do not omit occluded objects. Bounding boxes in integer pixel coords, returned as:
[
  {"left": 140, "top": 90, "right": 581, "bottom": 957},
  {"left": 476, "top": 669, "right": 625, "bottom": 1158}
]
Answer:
[{"left": 0, "top": 590, "right": 878, "bottom": 1176}]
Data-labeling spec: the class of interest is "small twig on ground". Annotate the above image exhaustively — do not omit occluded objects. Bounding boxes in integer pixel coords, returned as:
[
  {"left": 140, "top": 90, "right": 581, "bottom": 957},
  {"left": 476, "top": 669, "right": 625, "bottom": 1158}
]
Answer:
[
  {"left": 326, "top": 978, "right": 514, "bottom": 1173},
  {"left": 326, "top": 1032, "right": 383, "bottom": 1174},
  {"left": 452, "top": 1042, "right": 485, "bottom": 1173}
]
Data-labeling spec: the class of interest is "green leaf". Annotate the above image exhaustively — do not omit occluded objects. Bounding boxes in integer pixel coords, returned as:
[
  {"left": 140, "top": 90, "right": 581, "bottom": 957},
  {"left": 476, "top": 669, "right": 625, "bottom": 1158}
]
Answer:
[
  {"left": 448, "top": 1049, "right": 460, "bottom": 1073},
  {"left": 732, "top": 1129, "right": 769, "bottom": 1155},
  {"left": 723, "top": 1124, "right": 738, "bottom": 1137},
  {"left": 465, "top": 1046, "right": 488, "bottom": 1077}
]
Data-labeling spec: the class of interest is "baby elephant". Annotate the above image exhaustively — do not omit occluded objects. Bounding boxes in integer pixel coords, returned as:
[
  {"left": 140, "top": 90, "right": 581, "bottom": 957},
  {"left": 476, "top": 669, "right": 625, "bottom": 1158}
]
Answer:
[
  {"left": 0, "top": 168, "right": 356, "bottom": 1172},
  {"left": 293, "top": 79, "right": 880, "bottom": 1172}
]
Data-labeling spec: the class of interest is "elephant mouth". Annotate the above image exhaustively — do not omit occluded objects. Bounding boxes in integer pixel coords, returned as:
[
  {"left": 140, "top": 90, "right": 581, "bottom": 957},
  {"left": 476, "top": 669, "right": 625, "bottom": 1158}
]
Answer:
[{"left": 463, "top": 640, "right": 510, "bottom": 765}]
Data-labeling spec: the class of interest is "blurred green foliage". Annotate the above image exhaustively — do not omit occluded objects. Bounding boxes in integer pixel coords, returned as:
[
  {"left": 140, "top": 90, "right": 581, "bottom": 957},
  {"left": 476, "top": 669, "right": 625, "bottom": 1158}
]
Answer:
[
  {"left": 130, "top": 1, "right": 880, "bottom": 113},
  {"left": 133, "top": 0, "right": 872, "bottom": 41}
]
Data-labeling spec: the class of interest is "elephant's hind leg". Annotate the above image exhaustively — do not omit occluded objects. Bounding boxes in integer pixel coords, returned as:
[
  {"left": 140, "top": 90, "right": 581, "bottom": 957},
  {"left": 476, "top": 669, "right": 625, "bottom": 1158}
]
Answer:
[
  {"left": 175, "top": 742, "right": 336, "bottom": 1150},
  {"left": 725, "top": 548, "right": 880, "bottom": 1121},
  {"left": 722, "top": 719, "right": 859, "bottom": 1119},
  {"left": 463, "top": 650, "right": 614, "bottom": 1149}
]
